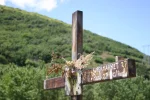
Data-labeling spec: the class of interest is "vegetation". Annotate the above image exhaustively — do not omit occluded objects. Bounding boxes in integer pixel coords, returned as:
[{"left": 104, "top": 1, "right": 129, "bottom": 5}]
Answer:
[
  {"left": 0, "top": 5, "right": 150, "bottom": 100},
  {"left": 105, "top": 57, "right": 115, "bottom": 62}
]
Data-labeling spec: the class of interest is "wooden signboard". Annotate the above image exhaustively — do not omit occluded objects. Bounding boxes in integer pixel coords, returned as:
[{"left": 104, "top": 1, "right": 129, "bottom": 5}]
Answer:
[
  {"left": 44, "top": 58, "right": 135, "bottom": 89},
  {"left": 82, "top": 59, "right": 135, "bottom": 84}
]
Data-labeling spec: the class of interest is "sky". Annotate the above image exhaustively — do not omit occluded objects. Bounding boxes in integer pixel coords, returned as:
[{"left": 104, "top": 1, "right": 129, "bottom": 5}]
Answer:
[{"left": 0, "top": 0, "right": 150, "bottom": 55}]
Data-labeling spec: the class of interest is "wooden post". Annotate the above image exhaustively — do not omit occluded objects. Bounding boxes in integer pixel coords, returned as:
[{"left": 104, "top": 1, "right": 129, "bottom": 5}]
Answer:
[{"left": 71, "top": 10, "right": 83, "bottom": 100}]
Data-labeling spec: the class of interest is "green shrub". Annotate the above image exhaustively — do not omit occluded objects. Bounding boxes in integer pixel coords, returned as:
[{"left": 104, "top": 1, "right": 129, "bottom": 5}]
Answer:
[
  {"left": 0, "top": 55, "right": 8, "bottom": 64},
  {"left": 25, "top": 59, "right": 44, "bottom": 67},
  {"left": 105, "top": 57, "right": 115, "bottom": 62},
  {"left": 83, "top": 45, "right": 93, "bottom": 53},
  {"left": 94, "top": 57, "right": 103, "bottom": 64}
]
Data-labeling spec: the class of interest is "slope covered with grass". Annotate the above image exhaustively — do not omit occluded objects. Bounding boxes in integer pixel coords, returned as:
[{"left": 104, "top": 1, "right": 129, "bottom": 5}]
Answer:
[{"left": 0, "top": 5, "right": 143, "bottom": 65}]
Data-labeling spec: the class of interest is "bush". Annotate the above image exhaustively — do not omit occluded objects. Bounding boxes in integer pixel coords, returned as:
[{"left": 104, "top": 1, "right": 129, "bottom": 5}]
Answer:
[
  {"left": 25, "top": 59, "right": 44, "bottom": 67},
  {"left": 83, "top": 45, "right": 93, "bottom": 53},
  {"left": 0, "top": 55, "right": 8, "bottom": 64},
  {"left": 94, "top": 57, "right": 103, "bottom": 64},
  {"left": 105, "top": 57, "right": 115, "bottom": 62}
]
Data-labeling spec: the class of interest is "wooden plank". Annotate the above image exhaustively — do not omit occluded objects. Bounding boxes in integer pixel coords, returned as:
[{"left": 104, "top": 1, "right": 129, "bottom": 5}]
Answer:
[
  {"left": 72, "top": 10, "right": 83, "bottom": 60},
  {"left": 44, "top": 59, "right": 136, "bottom": 89},
  {"left": 82, "top": 59, "right": 136, "bottom": 84},
  {"left": 44, "top": 77, "right": 65, "bottom": 90},
  {"left": 71, "top": 10, "right": 83, "bottom": 99}
]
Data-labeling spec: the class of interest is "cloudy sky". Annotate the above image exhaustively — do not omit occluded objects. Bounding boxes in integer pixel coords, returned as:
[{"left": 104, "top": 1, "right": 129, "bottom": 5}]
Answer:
[{"left": 0, "top": 0, "right": 150, "bottom": 55}]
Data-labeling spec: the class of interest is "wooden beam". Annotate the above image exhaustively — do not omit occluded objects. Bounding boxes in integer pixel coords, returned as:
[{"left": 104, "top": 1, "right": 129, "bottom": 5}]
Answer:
[
  {"left": 71, "top": 10, "right": 83, "bottom": 100},
  {"left": 44, "top": 59, "right": 136, "bottom": 89},
  {"left": 82, "top": 59, "right": 136, "bottom": 84},
  {"left": 72, "top": 10, "right": 83, "bottom": 60},
  {"left": 44, "top": 77, "right": 65, "bottom": 90}
]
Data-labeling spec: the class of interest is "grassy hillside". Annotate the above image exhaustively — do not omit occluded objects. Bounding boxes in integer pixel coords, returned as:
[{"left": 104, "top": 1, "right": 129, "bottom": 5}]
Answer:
[
  {"left": 0, "top": 5, "right": 150, "bottom": 100},
  {"left": 0, "top": 5, "right": 143, "bottom": 64}
]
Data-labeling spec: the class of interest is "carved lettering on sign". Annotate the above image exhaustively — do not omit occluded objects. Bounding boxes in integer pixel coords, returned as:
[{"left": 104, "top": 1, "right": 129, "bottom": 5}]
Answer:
[{"left": 83, "top": 60, "right": 128, "bottom": 82}]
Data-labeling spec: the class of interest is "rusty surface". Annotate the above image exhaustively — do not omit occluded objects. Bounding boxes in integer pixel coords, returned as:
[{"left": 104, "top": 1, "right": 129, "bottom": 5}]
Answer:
[
  {"left": 82, "top": 59, "right": 136, "bottom": 84},
  {"left": 44, "top": 59, "right": 136, "bottom": 89},
  {"left": 44, "top": 77, "right": 65, "bottom": 90}
]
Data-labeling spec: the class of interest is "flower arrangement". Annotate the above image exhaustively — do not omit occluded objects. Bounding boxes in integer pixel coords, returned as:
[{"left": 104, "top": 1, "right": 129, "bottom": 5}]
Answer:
[
  {"left": 63, "top": 52, "right": 94, "bottom": 69},
  {"left": 46, "top": 52, "right": 94, "bottom": 78}
]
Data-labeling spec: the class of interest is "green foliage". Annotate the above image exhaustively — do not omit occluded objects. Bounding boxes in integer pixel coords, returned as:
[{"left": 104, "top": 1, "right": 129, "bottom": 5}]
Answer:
[
  {"left": 0, "top": 64, "right": 68, "bottom": 100},
  {"left": 0, "top": 55, "right": 8, "bottom": 64},
  {"left": 83, "top": 44, "right": 93, "bottom": 53},
  {"left": 94, "top": 57, "right": 103, "bottom": 64},
  {"left": 83, "top": 77, "right": 150, "bottom": 100},
  {"left": 0, "top": 64, "right": 43, "bottom": 100},
  {"left": 0, "top": 5, "right": 71, "bottom": 66},
  {"left": 25, "top": 59, "right": 45, "bottom": 67},
  {"left": 105, "top": 57, "right": 115, "bottom": 62}
]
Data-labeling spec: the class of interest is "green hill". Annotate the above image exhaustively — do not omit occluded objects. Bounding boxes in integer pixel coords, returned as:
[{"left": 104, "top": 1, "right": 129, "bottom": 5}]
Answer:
[
  {"left": 0, "top": 5, "right": 143, "bottom": 65},
  {"left": 0, "top": 5, "right": 150, "bottom": 100}
]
